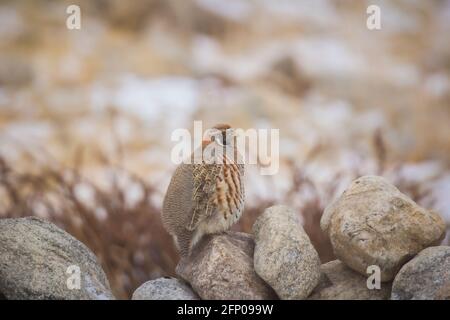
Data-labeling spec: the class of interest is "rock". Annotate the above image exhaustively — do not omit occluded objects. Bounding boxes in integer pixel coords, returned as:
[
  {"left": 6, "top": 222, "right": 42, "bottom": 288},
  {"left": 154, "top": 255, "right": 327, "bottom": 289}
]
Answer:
[
  {"left": 176, "top": 231, "right": 277, "bottom": 300},
  {"left": 0, "top": 217, "right": 115, "bottom": 300},
  {"left": 253, "top": 205, "right": 321, "bottom": 299},
  {"left": 190, "top": 0, "right": 249, "bottom": 35},
  {"left": 321, "top": 175, "right": 446, "bottom": 281},
  {"left": 391, "top": 246, "right": 450, "bottom": 300},
  {"left": 308, "top": 260, "right": 391, "bottom": 300},
  {"left": 132, "top": 277, "right": 199, "bottom": 300}
]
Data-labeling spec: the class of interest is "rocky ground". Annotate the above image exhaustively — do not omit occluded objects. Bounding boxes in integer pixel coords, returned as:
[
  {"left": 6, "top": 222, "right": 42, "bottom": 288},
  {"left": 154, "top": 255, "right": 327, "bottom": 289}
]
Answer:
[{"left": 1, "top": 175, "right": 448, "bottom": 300}]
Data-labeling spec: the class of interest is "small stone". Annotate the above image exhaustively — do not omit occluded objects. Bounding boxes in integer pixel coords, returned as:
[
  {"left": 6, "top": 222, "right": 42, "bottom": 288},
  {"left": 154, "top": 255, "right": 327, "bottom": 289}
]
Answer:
[
  {"left": 266, "top": 55, "right": 311, "bottom": 96},
  {"left": 176, "top": 231, "right": 277, "bottom": 300},
  {"left": 132, "top": 277, "right": 199, "bottom": 300},
  {"left": 321, "top": 176, "right": 446, "bottom": 281},
  {"left": 309, "top": 260, "right": 391, "bottom": 300},
  {"left": 0, "top": 217, "right": 115, "bottom": 300},
  {"left": 391, "top": 246, "right": 450, "bottom": 300},
  {"left": 253, "top": 205, "right": 321, "bottom": 299}
]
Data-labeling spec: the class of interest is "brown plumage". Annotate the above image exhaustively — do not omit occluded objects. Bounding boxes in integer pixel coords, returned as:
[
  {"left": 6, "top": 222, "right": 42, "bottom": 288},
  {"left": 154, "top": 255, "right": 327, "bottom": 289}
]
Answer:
[{"left": 162, "top": 124, "right": 245, "bottom": 257}]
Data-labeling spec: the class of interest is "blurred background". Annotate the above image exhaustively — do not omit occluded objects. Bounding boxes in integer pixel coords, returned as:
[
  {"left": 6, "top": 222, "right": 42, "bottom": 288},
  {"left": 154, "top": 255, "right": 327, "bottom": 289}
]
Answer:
[{"left": 0, "top": 0, "right": 449, "bottom": 298}]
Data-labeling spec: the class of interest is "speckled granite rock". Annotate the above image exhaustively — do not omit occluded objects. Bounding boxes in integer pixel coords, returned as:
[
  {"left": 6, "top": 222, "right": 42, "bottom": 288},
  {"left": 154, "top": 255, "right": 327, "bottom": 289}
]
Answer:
[
  {"left": 132, "top": 277, "right": 199, "bottom": 300},
  {"left": 309, "top": 260, "right": 391, "bottom": 300}
]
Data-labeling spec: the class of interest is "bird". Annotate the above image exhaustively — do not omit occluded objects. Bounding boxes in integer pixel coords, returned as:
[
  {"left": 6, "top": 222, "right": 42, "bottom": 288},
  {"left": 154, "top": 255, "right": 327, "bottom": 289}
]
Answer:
[{"left": 162, "top": 124, "right": 245, "bottom": 258}]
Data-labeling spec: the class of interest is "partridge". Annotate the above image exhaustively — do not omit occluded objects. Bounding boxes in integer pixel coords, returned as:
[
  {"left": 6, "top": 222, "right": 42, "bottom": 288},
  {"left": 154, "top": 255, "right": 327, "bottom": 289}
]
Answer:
[{"left": 162, "top": 124, "right": 245, "bottom": 257}]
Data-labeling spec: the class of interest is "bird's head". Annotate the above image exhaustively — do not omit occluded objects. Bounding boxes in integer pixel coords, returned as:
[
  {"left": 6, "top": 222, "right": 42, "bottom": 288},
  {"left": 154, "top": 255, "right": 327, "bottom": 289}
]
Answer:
[{"left": 204, "top": 124, "right": 235, "bottom": 147}]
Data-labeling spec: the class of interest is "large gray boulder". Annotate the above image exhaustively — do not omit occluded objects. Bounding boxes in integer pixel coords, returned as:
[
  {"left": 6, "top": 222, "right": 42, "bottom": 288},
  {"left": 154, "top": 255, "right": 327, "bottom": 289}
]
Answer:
[
  {"left": 132, "top": 277, "right": 199, "bottom": 300},
  {"left": 391, "top": 246, "right": 450, "bottom": 300},
  {"left": 176, "top": 232, "right": 277, "bottom": 300},
  {"left": 0, "top": 217, "right": 115, "bottom": 300},
  {"left": 309, "top": 260, "right": 391, "bottom": 300},
  {"left": 321, "top": 176, "right": 446, "bottom": 281},
  {"left": 253, "top": 205, "right": 321, "bottom": 299}
]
